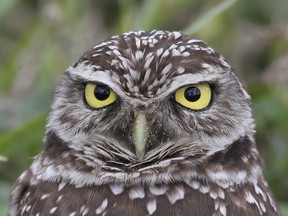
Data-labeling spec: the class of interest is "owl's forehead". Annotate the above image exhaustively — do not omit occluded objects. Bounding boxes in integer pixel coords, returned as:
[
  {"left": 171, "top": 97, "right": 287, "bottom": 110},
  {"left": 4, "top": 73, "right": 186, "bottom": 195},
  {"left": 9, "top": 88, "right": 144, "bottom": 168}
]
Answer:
[{"left": 71, "top": 30, "right": 230, "bottom": 100}]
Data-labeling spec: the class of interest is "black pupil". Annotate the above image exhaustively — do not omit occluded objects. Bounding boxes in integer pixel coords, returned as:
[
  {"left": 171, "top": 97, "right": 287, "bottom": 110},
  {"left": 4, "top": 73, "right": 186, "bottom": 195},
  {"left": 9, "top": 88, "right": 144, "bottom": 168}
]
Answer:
[
  {"left": 94, "top": 85, "right": 110, "bottom": 100},
  {"left": 184, "top": 87, "right": 201, "bottom": 102}
]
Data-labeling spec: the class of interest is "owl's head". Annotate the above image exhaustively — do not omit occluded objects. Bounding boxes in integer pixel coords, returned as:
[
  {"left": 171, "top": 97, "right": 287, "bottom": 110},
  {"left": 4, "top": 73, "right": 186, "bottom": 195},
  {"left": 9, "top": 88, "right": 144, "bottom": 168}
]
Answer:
[{"left": 46, "top": 30, "right": 254, "bottom": 182}]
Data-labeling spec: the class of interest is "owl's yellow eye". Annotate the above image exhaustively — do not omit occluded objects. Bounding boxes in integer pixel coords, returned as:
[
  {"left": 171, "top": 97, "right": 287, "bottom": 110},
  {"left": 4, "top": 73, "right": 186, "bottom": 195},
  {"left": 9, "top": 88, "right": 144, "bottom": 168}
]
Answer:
[
  {"left": 85, "top": 83, "right": 117, "bottom": 109},
  {"left": 174, "top": 84, "right": 211, "bottom": 110}
]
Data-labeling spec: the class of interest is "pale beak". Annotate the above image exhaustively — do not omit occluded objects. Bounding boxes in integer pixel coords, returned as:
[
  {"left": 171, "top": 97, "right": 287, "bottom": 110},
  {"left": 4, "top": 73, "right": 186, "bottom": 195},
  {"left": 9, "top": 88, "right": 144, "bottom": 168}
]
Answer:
[{"left": 131, "top": 112, "right": 150, "bottom": 160}]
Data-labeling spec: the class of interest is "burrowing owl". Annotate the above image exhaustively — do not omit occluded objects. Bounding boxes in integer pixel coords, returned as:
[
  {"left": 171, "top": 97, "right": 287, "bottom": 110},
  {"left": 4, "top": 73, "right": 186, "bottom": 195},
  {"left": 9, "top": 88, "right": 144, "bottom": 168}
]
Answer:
[{"left": 9, "top": 30, "right": 280, "bottom": 216}]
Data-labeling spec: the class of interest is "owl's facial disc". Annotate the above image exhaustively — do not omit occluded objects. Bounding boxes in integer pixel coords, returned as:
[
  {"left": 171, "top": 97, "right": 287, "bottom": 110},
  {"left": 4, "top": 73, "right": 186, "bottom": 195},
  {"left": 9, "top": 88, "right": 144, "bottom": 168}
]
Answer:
[
  {"left": 47, "top": 30, "right": 254, "bottom": 171},
  {"left": 82, "top": 80, "right": 210, "bottom": 162}
]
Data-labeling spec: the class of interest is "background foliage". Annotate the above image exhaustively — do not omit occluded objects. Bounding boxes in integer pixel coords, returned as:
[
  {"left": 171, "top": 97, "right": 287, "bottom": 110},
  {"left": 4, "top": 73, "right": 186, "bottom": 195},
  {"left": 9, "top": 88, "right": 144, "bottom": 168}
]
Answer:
[{"left": 0, "top": 0, "right": 287, "bottom": 214}]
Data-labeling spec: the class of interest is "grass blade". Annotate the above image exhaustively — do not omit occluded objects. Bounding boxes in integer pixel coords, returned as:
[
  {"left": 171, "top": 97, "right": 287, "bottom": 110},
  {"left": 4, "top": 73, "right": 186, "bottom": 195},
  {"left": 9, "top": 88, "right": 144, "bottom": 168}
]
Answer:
[{"left": 183, "top": 0, "right": 237, "bottom": 35}]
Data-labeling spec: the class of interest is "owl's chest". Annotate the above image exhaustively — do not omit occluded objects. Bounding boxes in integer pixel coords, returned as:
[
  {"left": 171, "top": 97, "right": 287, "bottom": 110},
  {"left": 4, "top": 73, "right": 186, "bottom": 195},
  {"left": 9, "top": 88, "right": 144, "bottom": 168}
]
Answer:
[{"left": 19, "top": 178, "right": 274, "bottom": 216}]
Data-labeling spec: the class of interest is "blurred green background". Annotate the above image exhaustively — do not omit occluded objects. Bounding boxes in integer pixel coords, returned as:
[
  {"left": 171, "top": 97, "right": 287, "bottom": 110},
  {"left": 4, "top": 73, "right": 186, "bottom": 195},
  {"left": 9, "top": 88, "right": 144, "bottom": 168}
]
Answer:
[{"left": 0, "top": 0, "right": 287, "bottom": 215}]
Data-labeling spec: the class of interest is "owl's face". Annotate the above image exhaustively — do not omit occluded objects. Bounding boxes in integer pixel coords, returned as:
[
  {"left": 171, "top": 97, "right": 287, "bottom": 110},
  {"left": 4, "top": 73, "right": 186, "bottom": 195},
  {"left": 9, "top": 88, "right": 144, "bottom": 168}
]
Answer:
[{"left": 47, "top": 30, "right": 253, "bottom": 182}]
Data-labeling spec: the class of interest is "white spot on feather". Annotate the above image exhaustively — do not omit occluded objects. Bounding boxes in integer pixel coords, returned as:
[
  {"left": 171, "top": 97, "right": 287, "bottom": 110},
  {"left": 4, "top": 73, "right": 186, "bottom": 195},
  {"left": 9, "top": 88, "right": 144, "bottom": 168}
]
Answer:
[
  {"left": 173, "top": 31, "right": 181, "bottom": 39},
  {"left": 80, "top": 205, "right": 89, "bottom": 215},
  {"left": 130, "top": 69, "right": 140, "bottom": 81},
  {"left": 214, "top": 200, "right": 220, "bottom": 210},
  {"left": 49, "top": 207, "right": 57, "bottom": 214},
  {"left": 96, "top": 198, "right": 108, "bottom": 215},
  {"left": 182, "top": 52, "right": 190, "bottom": 57},
  {"left": 112, "top": 49, "right": 121, "bottom": 56},
  {"left": 149, "top": 79, "right": 159, "bottom": 90},
  {"left": 188, "top": 38, "right": 203, "bottom": 43},
  {"left": 179, "top": 46, "right": 185, "bottom": 52},
  {"left": 21, "top": 205, "right": 27, "bottom": 215},
  {"left": 18, "top": 171, "right": 28, "bottom": 182},
  {"left": 105, "top": 50, "right": 112, "bottom": 55},
  {"left": 109, "top": 184, "right": 124, "bottom": 195},
  {"left": 156, "top": 48, "right": 164, "bottom": 56},
  {"left": 254, "top": 183, "right": 266, "bottom": 201},
  {"left": 56, "top": 195, "right": 63, "bottom": 203},
  {"left": 267, "top": 192, "right": 277, "bottom": 211},
  {"left": 171, "top": 49, "right": 181, "bottom": 57},
  {"left": 111, "top": 59, "right": 118, "bottom": 66},
  {"left": 162, "top": 50, "right": 170, "bottom": 57},
  {"left": 149, "top": 185, "right": 168, "bottom": 196},
  {"left": 69, "top": 212, "right": 76, "bottom": 216},
  {"left": 43, "top": 165, "right": 58, "bottom": 180},
  {"left": 144, "top": 54, "right": 154, "bottom": 69},
  {"left": 166, "top": 185, "right": 185, "bottom": 204},
  {"left": 58, "top": 181, "right": 66, "bottom": 191},
  {"left": 202, "top": 63, "right": 215, "bottom": 72},
  {"left": 129, "top": 186, "right": 145, "bottom": 199},
  {"left": 169, "top": 44, "right": 177, "bottom": 50},
  {"left": 152, "top": 38, "right": 158, "bottom": 44},
  {"left": 218, "top": 190, "right": 225, "bottom": 199},
  {"left": 40, "top": 194, "right": 50, "bottom": 200},
  {"left": 160, "top": 63, "right": 172, "bottom": 75},
  {"left": 199, "top": 185, "right": 210, "bottom": 194},
  {"left": 24, "top": 191, "right": 31, "bottom": 199},
  {"left": 245, "top": 191, "right": 262, "bottom": 214},
  {"left": 135, "top": 38, "right": 141, "bottom": 49},
  {"left": 209, "top": 191, "right": 218, "bottom": 199},
  {"left": 142, "top": 68, "right": 151, "bottom": 84},
  {"left": 186, "top": 180, "right": 200, "bottom": 190},
  {"left": 146, "top": 199, "right": 157, "bottom": 215},
  {"left": 135, "top": 50, "right": 143, "bottom": 60},
  {"left": 219, "top": 203, "right": 227, "bottom": 216},
  {"left": 260, "top": 202, "right": 266, "bottom": 213}
]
